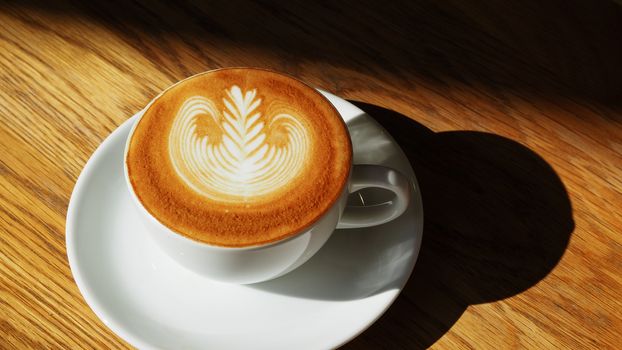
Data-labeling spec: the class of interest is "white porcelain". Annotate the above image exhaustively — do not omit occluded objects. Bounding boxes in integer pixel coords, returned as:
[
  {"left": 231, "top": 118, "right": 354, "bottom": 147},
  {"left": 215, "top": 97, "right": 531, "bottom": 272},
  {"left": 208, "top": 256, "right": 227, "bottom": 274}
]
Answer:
[
  {"left": 66, "top": 92, "right": 423, "bottom": 349},
  {"left": 124, "top": 90, "right": 411, "bottom": 284}
]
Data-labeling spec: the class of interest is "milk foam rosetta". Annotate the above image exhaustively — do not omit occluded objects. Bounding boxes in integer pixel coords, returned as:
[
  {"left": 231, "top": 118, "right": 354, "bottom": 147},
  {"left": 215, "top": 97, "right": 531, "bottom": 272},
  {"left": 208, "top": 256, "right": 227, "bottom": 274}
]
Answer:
[
  {"left": 168, "top": 86, "right": 310, "bottom": 202},
  {"left": 126, "top": 68, "right": 352, "bottom": 247}
]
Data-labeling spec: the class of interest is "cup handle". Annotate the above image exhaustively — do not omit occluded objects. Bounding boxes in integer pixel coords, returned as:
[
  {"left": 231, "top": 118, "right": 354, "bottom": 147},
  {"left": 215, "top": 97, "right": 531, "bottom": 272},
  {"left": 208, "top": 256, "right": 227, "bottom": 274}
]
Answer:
[{"left": 336, "top": 164, "right": 411, "bottom": 229}]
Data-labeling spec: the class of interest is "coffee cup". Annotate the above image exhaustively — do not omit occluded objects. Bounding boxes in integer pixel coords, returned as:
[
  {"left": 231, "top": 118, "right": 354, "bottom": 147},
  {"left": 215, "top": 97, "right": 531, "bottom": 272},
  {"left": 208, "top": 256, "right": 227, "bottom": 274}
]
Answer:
[{"left": 124, "top": 68, "right": 411, "bottom": 284}]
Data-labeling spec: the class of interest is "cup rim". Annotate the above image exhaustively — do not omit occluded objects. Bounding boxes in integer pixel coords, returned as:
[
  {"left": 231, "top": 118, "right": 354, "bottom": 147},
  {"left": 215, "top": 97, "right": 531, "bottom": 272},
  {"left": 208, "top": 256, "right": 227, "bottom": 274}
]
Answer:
[{"left": 123, "top": 67, "right": 353, "bottom": 251}]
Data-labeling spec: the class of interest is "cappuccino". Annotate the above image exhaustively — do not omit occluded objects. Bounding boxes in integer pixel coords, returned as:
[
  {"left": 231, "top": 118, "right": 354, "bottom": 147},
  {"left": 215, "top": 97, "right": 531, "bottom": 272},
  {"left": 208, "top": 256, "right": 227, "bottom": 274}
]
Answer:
[{"left": 126, "top": 68, "right": 351, "bottom": 247}]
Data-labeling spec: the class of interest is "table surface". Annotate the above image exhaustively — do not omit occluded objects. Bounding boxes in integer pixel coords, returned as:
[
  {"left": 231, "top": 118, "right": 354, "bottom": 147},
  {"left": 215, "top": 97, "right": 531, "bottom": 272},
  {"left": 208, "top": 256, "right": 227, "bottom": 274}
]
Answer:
[{"left": 2, "top": 1, "right": 621, "bottom": 349}]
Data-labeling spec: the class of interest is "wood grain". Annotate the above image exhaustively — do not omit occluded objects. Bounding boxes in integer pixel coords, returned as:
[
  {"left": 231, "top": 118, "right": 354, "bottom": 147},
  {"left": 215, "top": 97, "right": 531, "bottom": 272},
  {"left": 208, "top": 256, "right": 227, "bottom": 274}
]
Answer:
[{"left": 1, "top": 0, "right": 621, "bottom": 348}]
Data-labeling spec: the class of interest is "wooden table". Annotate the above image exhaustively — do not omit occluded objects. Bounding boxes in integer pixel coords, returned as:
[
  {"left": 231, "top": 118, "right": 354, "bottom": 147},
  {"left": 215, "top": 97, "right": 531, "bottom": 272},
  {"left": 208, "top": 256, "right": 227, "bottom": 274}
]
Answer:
[{"left": 2, "top": 1, "right": 621, "bottom": 348}]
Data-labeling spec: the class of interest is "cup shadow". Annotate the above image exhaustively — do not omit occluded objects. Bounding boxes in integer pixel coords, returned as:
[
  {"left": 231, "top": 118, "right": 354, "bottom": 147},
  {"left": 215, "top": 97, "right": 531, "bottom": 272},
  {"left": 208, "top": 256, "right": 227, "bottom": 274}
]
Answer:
[
  {"left": 342, "top": 102, "right": 574, "bottom": 349},
  {"left": 249, "top": 107, "right": 423, "bottom": 301}
]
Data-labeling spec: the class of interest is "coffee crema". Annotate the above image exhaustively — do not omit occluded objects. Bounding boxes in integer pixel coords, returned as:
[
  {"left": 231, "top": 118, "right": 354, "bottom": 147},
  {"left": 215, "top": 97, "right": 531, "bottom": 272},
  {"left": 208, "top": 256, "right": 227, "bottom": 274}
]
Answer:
[{"left": 126, "top": 68, "right": 352, "bottom": 247}]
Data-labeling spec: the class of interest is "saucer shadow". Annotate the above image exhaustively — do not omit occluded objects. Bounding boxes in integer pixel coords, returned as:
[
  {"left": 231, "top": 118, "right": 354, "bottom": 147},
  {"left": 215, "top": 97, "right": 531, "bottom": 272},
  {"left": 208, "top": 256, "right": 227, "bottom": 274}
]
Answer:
[
  {"left": 342, "top": 102, "right": 574, "bottom": 349},
  {"left": 250, "top": 100, "right": 573, "bottom": 348}
]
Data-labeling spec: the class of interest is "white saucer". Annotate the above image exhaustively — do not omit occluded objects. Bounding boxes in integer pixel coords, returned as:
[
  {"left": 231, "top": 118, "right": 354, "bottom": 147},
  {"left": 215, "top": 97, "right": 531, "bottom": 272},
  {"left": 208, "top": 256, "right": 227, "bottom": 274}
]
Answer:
[{"left": 66, "top": 91, "right": 423, "bottom": 350}]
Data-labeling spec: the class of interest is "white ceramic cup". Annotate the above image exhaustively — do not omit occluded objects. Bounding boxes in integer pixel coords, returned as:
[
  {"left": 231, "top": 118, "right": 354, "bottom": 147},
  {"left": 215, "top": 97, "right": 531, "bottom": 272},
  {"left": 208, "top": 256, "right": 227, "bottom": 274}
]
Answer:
[{"left": 124, "top": 93, "right": 411, "bottom": 285}]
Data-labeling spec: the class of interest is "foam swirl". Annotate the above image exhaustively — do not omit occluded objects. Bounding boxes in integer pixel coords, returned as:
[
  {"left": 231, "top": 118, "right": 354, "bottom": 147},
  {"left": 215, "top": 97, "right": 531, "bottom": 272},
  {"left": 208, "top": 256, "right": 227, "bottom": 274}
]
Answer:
[{"left": 168, "top": 86, "right": 310, "bottom": 202}]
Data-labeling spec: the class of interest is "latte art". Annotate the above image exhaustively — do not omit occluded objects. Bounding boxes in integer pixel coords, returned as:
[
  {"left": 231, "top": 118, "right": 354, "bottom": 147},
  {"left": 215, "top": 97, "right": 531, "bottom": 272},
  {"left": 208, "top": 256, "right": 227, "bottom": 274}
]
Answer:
[{"left": 168, "top": 86, "right": 310, "bottom": 202}]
